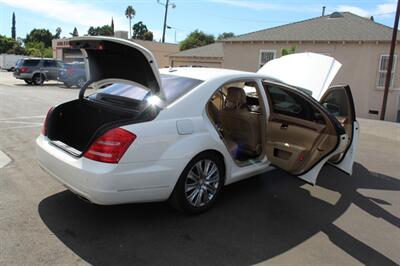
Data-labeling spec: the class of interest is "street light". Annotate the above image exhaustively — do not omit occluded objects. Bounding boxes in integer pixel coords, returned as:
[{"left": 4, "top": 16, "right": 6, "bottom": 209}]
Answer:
[
  {"left": 167, "top": 25, "right": 177, "bottom": 43},
  {"left": 157, "top": 0, "right": 176, "bottom": 43}
]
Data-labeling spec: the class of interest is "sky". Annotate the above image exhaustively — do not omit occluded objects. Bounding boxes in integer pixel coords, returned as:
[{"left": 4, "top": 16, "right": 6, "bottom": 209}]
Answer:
[{"left": 0, "top": 0, "right": 398, "bottom": 43}]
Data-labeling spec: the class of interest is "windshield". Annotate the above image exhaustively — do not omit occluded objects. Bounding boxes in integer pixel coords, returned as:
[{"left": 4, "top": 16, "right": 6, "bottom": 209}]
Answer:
[{"left": 89, "top": 74, "right": 203, "bottom": 104}]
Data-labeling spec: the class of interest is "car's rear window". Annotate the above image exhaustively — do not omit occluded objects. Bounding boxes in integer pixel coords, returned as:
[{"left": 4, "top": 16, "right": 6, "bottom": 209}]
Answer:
[
  {"left": 91, "top": 74, "right": 203, "bottom": 104},
  {"left": 22, "top": 59, "right": 40, "bottom": 66},
  {"left": 161, "top": 74, "right": 203, "bottom": 103}
]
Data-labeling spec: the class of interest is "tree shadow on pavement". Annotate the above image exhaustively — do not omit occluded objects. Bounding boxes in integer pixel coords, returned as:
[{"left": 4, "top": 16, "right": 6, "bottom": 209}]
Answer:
[{"left": 38, "top": 163, "right": 400, "bottom": 266}]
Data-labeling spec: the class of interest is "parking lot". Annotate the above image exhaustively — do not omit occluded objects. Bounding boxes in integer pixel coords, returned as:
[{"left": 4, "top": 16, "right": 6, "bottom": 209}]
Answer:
[{"left": 0, "top": 71, "right": 399, "bottom": 265}]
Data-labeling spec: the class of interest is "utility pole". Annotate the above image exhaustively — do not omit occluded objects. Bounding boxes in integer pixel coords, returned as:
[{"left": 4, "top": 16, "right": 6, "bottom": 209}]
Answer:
[
  {"left": 158, "top": 0, "right": 176, "bottom": 43},
  {"left": 380, "top": 0, "right": 400, "bottom": 120}
]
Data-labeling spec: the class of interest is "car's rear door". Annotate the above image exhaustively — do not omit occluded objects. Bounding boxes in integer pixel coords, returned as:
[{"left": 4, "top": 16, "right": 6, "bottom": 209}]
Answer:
[
  {"left": 263, "top": 81, "right": 349, "bottom": 185},
  {"left": 319, "top": 85, "right": 359, "bottom": 175}
]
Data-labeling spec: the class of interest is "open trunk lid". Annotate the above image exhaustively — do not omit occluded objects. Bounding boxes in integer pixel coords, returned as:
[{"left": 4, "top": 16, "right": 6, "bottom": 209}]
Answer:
[
  {"left": 257, "top": 52, "right": 342, "bottom": 101},
  {"left": 69, "top": 36, "right": 164, "bottom": 99}
]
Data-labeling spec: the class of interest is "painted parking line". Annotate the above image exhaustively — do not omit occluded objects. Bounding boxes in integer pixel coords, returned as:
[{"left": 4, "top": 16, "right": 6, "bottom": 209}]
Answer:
[
  {"left": 0, "top": 150, "right": 11, "bottom": 168},
  {"left": 0, "top": 125, "right": 41, "bottom": 130},
  {"left": 0, "top": 115, "right": 45, "bottom": 121}
]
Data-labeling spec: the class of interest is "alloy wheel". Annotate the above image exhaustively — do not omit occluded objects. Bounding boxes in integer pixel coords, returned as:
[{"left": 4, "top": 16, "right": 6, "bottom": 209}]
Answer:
[{"left": 184, "top": 159, "right": 220, "bottom": 207}]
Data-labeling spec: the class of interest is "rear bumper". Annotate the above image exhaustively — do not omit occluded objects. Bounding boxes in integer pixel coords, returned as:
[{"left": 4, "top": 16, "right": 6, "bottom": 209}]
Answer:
[
  {"left": 36, "top": 135, "right": 182, "bottom": 205},
  {"left": 13, "top": 73, "right": 32, "bottom": 79}
]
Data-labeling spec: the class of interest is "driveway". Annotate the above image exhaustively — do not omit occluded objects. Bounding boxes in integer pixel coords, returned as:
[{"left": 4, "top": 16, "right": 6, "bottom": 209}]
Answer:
[{"left": 0, "top": 72, "right": 399, "bottom": 265}]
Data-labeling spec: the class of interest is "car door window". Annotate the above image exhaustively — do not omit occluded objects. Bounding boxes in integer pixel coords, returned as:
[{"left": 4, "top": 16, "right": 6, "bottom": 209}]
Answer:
[
  {"left": 266, "top": 84, "right": 322, "bottom": 123},
  {"left": 43, "top": 60, "right": 57, "bottom": 67},
  {"left": 320, "top": 89, "right": 349, "bottom": 117}
]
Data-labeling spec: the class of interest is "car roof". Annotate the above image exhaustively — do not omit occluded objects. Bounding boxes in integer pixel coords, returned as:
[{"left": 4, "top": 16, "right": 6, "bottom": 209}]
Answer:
[{"left": 159, "top": 67, "right": 262, "bottom": 81}]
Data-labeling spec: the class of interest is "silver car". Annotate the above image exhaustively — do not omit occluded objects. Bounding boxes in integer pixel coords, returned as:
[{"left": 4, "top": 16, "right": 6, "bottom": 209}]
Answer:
[{"left": 13, "top": 58, "right": 64, "bottom": 85}]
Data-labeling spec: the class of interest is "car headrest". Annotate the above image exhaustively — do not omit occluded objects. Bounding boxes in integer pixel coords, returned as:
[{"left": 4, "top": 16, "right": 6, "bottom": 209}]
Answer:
[{"left": 226, "top": 87, "right": 246, "bottom": 109}]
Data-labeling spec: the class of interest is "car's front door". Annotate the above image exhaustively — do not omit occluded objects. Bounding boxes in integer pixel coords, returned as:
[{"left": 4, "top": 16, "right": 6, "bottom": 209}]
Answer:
[
  {"left": 263, "top": 81, "right": 350, "bottom": 184},
  {"left": 319, "top": 85, "right": 359, "bottom": 175}
]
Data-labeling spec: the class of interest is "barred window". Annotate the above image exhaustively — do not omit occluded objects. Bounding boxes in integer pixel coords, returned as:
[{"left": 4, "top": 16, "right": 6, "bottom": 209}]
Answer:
[
  {"left": 259, "top": 50, "right": 276, "bottom": 68},
  {"left": 377, "top": 55, "right": 397, "bottom": 88}
]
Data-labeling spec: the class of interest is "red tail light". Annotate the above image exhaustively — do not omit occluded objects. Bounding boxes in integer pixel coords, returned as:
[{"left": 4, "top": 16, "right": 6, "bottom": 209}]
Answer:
[
  {"left": 66, "top": 67, "right": 74, "bottom": 75},
  {"left": 20, "top": 66, "right": 28, "bottom": 73},
  {"left": 83, "top": 128, "right": 136, "bottom": 164},
  {"left": 41, "top": 107, "right": 54, "bottom": 136}
]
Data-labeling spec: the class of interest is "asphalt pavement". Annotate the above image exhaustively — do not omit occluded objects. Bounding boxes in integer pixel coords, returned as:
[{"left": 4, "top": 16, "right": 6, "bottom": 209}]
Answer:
[{"left": 0, "top": 71, "right": 399, "bottom": 266}]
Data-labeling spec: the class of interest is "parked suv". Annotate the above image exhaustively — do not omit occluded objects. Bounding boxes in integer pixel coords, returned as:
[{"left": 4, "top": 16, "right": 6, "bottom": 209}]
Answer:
[
  {"left": 13, "top": 58, "right": 65, "bottom": 85},
  {"left": 58, "top": 62, "right": 87, "bottom": 88}
]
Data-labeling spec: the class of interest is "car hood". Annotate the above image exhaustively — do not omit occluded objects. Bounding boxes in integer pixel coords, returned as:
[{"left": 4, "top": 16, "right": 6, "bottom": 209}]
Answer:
[
  {"left": 257, "top": 52, "right": 342, "bottom": 101},
  {"left": 69, "top": 36, "right": 164, "bottom": 99}
]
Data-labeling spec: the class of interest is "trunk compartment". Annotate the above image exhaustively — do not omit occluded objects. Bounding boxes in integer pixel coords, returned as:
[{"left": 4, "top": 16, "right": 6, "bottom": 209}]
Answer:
[{"left": 47, "top": 99, "right": 151, "bottom": 154}]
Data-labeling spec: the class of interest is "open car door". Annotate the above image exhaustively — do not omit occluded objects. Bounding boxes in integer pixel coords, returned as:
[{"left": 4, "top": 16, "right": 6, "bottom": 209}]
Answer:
[
  {"left": 263, "top": 82, "right": 350, "bottom": 185},
  {"left": 319, "top": 85, "right": 359, "bottom": 175},
  {"left": 260, "top": 53, "right": 358, "bottom": 185}
]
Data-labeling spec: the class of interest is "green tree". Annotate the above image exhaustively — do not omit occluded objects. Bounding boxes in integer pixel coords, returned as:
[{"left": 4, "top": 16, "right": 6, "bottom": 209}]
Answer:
[
  {"left": 281, "top": 45, "right": 296, "bottom": 56},
  {"left": 125, "top": 5, "right": 136, "bottom": 38},
  {"left": 143, "top": 31, "right": 153, "bottom": 41},
  {"left": 54, "top": 27, "right": 62, "bottom": 39},
  {"left": 87, "top": 25, "right": 113, "bottom": 36},
  {"left": 180, "top": 30, "right": 215, "bottom": 51},
  {"left": 132, "top": 21, "right": 148, "bottom": 39},
  {"left": 11, "top": 12, "right": 16, "bottom": 40},
  {"left": 70, "top": 27, "right": 79, "bottom": 37},
  {"left": 111, "top": 17, "right": 114, "bottom": 31},
  {"left": 25, "top": 29, "right": 53, "bottom": 48},
  {"left": 25, "top": 41, "right": 52, "bottom": 58},
  {"left": 0, "top": 35, "right": 18, "bottom": 53},
  {"left": 217, "top": 32, "right": 235, "bottom": 40}
]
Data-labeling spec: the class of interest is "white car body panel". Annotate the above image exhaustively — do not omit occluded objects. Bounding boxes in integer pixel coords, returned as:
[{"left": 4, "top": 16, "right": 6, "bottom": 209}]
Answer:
[
  {"left": 258, "top": 52, "right": 342, "bottom": 101},
  {"left": 36, "top": 41, "right": 357, "bottom": 205},
  {"left": 329, "top": 121, "right": 360, "bottom": 175}
]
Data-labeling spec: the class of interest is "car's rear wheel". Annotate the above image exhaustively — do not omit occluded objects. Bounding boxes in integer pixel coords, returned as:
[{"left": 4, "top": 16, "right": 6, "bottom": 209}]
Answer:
[
  {"left": 169, "top": 152, "right": 224, "bottom": 214},
  {"left": 24, "top": 79, "right": 33, "bottom": 85},
  {"left": 33, "top": 74, "right": 44, "bottom": 85}
]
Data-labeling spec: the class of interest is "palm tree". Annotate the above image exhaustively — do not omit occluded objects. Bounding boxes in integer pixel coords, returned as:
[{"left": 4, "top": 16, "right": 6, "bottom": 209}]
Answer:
[{"left": 125, "top": 5, "right": 136, "bottom": 39}]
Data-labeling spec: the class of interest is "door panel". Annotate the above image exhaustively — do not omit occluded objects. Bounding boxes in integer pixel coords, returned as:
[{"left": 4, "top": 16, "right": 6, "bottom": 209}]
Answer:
[
  {"left": 320, "top": 85, "right": 359, "bottom": 174},
  {"left": 264, "top": 83, "right": 341, "bottom": 181}
]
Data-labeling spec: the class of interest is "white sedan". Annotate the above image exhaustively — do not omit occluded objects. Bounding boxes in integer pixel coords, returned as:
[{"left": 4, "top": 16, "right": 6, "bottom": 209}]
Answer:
[{"left": 36, "top": 36, "right": 359, "bottom": 213}]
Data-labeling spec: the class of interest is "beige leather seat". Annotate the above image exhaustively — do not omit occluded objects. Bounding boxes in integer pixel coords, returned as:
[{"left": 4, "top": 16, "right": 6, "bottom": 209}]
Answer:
[{"left": 220, "top": 87, "right": 261, "bottom": 158}]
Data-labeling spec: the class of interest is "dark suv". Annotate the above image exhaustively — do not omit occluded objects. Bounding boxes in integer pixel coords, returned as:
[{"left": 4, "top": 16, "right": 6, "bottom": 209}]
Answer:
[
  {"left": 13, "top": 58, "right": 65, "bottom": 85},
  {"left": 58, "top": 62, "right": 87, "bottom": 88}
]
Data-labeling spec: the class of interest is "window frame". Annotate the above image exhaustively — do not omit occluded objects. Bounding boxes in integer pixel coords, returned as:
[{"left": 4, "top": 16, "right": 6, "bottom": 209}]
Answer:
[
  {"left": 259, "top": 49, "right": 277, "bottom": 69},
  {"left": 377, "top": 54, "right": 397, "bottom": 89}
]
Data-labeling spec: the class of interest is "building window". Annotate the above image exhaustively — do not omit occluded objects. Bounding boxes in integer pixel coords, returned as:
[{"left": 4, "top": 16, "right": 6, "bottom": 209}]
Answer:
[
  {"left": 377, "top": 54, "right": 397, "bottom": 88},
  {"left": 259, "top": 50, "right": 276, "bottom": 68}
]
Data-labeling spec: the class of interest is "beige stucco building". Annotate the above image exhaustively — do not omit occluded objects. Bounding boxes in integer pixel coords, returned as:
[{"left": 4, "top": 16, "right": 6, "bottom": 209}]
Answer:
[
  {"left": 52, "top": 36, "right": 178, "bottom": 69},
  {"left": 169, "top": 12, "right": 400, "bottom": 122}
]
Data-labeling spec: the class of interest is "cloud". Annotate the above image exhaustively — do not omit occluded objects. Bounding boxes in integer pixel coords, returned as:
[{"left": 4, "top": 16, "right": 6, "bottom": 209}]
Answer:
[
  {"left": 210, "top": 0, "right": 320, "bottom": 13},
  {"left": 337, "top": 5, "right": 370, "bottom": 17},
  {"left": 0, "top": 0, "right": 128, "bottom": 29},
  {"left": 376, "top": 0, "right": 397, "bottom": 15},
  {"left": 210, "top": 0, "right": 280, "bottom": 10},
  {"left": 337, "top": 0, "right": 397, "bottom": 18}
]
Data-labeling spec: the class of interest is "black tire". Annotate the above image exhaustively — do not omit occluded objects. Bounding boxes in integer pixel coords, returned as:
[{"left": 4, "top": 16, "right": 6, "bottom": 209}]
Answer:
[
  {"left": 169, "top": 152, "right": 224, "bottom": 214},
  {"left": 63, "top": 82, "right": 72, "bottom": 88},
  {"left": 24, "top": 79, "right": 33, "bottom": 85},
  {"left": 33, "top": 74, "right": 44, "bottom": 85}
]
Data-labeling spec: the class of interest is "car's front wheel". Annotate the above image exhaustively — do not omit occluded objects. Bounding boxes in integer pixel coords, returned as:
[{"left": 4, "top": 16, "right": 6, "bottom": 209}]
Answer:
[{"left": 169, "top": 152, "right": 224, "bottom": 214}]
